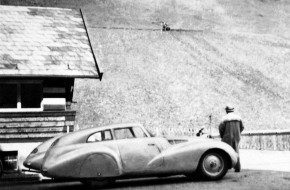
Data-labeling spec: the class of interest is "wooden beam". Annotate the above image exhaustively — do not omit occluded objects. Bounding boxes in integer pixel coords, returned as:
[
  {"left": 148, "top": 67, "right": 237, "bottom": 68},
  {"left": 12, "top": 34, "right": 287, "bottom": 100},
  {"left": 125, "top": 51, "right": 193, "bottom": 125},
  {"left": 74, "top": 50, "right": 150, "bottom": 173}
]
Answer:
[
  {"left": 0, "top": 116, "right": 65, "bottom": 123},
  {"left": 0, "top": 121, "right": 65, "bottom": 128},
  {"left": 80, "top": 8, "right": 103, "bottom": 81},
  {"left": 43, "top": 87, "right": 66, "bottom": 93},
  {"left": 0, "top": 133, "right": 65, "bottom": 139},
  {"left": 0, "top": 127, "right": 68, "bottom": 133}
]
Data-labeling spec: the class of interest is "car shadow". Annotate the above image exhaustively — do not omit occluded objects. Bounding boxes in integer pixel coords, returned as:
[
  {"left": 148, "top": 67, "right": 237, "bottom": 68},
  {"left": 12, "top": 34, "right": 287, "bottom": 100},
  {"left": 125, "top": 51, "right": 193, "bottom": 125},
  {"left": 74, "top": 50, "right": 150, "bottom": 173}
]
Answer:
[
  {"left": 0, "top": 175, "right": 199, "bottom": 190},
  {"left": 0, "top": 174, "right": 232, "bottom": 190},
  {"left": 109, "top": 176, "right": 194, "bottom": 189},
  {"left": 2, "top": 170, "right": 288, "bottom": 190},
  {"left": 51, "top": 175, "right": 211, "bottom": 190}
]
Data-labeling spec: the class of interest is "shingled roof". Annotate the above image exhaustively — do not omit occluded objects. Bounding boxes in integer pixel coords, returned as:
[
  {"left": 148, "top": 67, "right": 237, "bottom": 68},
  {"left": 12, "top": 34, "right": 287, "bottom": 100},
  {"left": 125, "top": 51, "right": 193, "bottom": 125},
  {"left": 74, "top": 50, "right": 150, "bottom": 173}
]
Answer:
[{"left": 0, "top": 5, "right": 102, "bottom": 79}]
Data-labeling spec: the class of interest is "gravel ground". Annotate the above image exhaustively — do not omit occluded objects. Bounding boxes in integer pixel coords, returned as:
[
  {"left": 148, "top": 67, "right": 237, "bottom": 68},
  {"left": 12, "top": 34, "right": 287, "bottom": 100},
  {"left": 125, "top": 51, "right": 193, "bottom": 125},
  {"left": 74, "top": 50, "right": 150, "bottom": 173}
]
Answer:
[
  {"left": 1, "top": 149, "right": 290, "bottom": 189},
  {"left": 241, "top": 149, "right": 290, "bottom": 172}
]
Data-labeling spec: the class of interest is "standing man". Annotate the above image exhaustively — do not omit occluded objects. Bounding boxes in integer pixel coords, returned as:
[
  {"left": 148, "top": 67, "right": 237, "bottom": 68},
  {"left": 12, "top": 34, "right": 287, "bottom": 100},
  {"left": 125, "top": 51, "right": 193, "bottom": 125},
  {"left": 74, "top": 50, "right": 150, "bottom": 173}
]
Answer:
[{"left": 218, "top": 105, "right": 244, "bottom": 172}]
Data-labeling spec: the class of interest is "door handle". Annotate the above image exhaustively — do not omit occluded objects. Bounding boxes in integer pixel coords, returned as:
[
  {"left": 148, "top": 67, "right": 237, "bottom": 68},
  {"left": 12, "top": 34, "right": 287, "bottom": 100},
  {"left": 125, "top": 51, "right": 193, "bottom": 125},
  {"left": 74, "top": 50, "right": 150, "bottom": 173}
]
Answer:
[{"left": 148, "top": 143, "right": 161, "bottom": 152}]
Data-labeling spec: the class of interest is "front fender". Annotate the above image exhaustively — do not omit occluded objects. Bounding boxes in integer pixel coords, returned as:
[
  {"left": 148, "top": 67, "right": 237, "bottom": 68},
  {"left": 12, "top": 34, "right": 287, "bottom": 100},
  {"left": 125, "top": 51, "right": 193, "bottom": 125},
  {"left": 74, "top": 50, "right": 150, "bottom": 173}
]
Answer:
[{"left": 148, "top": 138, "right": 238, "bottom": 173}]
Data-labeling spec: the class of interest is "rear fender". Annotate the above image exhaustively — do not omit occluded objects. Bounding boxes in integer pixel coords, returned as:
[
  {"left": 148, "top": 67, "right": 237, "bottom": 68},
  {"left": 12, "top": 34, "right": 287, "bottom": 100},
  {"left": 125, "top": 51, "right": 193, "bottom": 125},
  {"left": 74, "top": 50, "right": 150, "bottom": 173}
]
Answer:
[
  {"left": 24, "top": 136, "right": 60, "bottom": 170},
  {"left": 80, "top": 153, "right": 119, "bottom": 178},
  {"left": 42, "top": 143, "right": 122, "bottom": 178}
]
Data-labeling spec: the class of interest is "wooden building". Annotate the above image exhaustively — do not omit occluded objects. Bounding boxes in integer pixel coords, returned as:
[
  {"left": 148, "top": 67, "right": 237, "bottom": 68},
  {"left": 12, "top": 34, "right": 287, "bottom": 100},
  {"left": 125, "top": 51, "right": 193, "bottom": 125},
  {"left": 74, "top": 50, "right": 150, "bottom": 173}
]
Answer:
[{"left": 0, "top": 5, "right": 102, "bottom": 172}]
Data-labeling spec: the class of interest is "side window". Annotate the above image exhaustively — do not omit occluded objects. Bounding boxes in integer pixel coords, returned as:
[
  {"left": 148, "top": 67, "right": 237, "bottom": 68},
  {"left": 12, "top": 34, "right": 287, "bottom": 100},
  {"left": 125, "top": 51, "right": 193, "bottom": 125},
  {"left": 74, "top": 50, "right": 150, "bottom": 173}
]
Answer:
[
  {"left": 114, "top": 127, "right": 147, "bottom": 140},
  {"left": 114, "top": 128, "right": 134, "bottom": 140},
  {"left": 103, "top": 130, "right": 113, "bottom": 141},
  {"left": 87, "top": 130, "right": 113, "bottom": 143},
  {"left": 87, "top": 132, "right": 102, "bottom": 142},
  {"left": 132, "top": 127, "right": 147, "bottom": 138}
]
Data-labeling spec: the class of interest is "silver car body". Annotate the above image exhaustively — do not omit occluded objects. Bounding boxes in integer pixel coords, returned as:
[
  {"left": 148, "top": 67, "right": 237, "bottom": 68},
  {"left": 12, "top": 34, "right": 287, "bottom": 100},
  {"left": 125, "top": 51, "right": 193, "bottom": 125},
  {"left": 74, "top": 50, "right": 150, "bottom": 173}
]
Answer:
[{"left": 24, "top": 123, "right": 238, "bottom": 179}]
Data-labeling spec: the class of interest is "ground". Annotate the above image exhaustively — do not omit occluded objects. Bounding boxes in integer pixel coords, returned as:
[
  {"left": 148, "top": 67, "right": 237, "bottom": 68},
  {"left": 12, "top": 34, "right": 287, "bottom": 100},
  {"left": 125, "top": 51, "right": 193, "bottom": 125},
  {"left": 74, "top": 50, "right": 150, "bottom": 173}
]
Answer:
[
  {"left": 2, "top": 149, "right": 289, "bottom": 189},
  {"left": 1, "top": 170, "right": 290, "bottom": 190}
]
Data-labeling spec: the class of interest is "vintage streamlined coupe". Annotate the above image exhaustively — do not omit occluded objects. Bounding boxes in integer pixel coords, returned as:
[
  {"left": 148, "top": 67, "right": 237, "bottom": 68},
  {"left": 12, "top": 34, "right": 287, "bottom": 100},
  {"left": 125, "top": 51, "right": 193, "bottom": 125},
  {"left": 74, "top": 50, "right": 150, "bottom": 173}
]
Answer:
[{"left": 24, "top": 123, "right": 238, "bottom": 187}]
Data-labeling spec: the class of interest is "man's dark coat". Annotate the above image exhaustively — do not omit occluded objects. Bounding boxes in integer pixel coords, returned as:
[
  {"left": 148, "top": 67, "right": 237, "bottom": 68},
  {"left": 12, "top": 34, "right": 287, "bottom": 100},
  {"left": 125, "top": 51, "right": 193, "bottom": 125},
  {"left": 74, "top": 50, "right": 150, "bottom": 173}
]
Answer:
[{"left": 218, "top": 112, "right": 244, "bottom": 153}]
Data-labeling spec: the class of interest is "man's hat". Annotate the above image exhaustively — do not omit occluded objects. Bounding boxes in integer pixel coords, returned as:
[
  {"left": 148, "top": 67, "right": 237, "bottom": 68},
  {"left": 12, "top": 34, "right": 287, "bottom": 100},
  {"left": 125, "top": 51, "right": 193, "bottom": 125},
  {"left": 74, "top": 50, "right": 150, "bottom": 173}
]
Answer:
[{"left": 225, "top": 104, "right": 234, "bottom": 112}]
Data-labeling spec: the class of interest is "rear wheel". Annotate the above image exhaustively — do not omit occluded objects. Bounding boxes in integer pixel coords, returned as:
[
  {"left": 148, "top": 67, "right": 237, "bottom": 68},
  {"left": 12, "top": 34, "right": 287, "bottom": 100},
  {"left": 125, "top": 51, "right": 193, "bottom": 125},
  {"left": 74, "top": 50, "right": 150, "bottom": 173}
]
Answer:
[
  {"left": 81, "top": 178, "right": 115, "bottom": 188},
  {"left": 197, "top": 151, "right": 228, "bottom": 180}
]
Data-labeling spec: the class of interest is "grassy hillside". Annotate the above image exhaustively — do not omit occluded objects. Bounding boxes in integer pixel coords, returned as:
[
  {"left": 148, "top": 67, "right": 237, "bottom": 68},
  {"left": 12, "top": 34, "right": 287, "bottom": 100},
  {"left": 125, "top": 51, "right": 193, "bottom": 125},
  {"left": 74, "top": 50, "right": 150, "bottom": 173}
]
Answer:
[
  {"left": 2, "top": 0, "right": 290, "bottom": 134},
  {"left": 77, "top": 28, "right": 290, "bottom": 133}
]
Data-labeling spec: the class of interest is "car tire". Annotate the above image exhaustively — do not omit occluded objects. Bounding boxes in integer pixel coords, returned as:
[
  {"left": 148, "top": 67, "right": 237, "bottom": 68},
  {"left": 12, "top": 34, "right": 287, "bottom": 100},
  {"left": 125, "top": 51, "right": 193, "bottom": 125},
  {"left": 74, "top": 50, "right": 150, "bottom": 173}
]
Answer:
[
  {"left": 0, "top": 160, "right": 3, "bottom": 178},
  {"left": 81, "top": 178, "right": 115, "bottom": 188},
  {"left": 197, "top": 151, "right": 229, "bottom": 180}
]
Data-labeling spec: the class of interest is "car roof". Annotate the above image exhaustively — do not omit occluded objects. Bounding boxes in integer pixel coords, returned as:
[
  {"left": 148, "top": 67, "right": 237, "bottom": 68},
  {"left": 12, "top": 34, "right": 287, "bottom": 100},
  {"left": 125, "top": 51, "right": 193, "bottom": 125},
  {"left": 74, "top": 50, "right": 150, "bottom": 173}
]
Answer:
[
  {"left": 78, "top": 123, "right": 144, "bottom": 133},
  {"left": 54, "top": 123, "right": 146, "bottom": 146}
]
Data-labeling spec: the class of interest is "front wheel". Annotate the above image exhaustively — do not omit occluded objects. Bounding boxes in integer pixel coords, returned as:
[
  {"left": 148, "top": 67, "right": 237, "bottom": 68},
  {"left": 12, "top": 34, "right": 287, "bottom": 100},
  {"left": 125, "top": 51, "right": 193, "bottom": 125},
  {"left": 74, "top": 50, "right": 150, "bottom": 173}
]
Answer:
[
  {"left": 197, "top": 151, "right": 229, "bottom": 180},
  {"left": 81, "top": 178, "right": 115, "bottom": 188}
]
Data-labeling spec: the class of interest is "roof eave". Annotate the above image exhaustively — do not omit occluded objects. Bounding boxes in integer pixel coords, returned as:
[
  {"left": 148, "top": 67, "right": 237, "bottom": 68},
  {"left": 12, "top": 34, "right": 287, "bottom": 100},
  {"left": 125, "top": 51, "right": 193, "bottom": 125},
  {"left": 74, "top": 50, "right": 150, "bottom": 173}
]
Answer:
[{"left": 0, "top": 75, "right": 100, "bottom": 79}]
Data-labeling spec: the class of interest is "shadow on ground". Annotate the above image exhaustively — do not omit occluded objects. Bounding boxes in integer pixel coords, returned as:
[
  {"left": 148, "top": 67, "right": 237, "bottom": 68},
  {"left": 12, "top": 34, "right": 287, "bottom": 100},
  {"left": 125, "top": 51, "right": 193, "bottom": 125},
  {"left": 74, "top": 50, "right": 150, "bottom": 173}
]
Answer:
[{"left": 1, "top": 170, "right": 290, "bottom": 190}]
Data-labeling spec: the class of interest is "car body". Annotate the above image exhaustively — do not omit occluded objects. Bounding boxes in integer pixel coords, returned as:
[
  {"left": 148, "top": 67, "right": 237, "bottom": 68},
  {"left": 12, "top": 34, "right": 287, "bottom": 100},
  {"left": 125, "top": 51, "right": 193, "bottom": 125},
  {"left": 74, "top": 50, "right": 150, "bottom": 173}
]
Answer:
[{"left": 24, "top": 123, "right": 238, "bottom": 186}]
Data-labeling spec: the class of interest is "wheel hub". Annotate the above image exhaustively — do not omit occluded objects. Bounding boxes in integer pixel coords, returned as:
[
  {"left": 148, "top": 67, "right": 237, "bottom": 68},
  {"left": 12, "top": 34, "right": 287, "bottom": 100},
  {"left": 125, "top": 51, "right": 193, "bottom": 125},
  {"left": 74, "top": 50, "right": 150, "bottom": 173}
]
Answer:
[
  {"left": 209, "top": 160, "right": 217, "bottom": 168},
  {"left": 203, "top": 154, "right": 224, "bottom": 176}
]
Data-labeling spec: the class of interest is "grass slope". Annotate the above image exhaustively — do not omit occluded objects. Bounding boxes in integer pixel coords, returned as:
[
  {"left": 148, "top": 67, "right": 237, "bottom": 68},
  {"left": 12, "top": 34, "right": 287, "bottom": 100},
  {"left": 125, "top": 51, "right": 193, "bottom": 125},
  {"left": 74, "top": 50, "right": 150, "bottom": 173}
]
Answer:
[{"left": 2, "top": 0, "right": 290, "bottom": 133}]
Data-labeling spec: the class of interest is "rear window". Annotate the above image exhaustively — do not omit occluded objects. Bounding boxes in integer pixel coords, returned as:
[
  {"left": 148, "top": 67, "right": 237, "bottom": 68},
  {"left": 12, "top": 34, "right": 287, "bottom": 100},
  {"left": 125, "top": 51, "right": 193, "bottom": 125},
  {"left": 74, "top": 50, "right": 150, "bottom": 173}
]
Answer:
[{"left": 87, "top": 130, "right": 113, "bottom": 143}]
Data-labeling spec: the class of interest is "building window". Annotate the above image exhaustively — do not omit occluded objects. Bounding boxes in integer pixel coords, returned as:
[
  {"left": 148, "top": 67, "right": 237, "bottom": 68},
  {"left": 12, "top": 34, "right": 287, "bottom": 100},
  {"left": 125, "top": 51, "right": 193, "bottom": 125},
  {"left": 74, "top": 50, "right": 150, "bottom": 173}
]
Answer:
[
  {"left": 0, "top": 84, "right": 17, "bottom": 108},
  {"left": 0, "top": 81, "right": 43, "bottom": 111},
  {"left": 21, "top": 83, "right": 42, "bottom": 108}
]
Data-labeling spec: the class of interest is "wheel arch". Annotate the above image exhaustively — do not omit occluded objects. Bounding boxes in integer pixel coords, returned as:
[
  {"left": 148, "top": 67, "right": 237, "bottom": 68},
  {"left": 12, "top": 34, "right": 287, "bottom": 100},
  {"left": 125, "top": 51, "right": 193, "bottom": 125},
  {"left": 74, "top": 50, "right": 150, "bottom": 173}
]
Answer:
[{"left": 79, "top": 152, "right": 122, "bottom": 178}]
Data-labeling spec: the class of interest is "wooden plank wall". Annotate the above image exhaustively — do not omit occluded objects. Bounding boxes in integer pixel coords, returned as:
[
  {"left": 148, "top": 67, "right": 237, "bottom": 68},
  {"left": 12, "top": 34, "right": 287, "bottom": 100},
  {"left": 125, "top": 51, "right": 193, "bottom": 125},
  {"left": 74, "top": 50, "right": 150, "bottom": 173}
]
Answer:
[
  {"left": 0, "top": 111, "right": 76, "bottom": 142},
  {"left": 151, "top": 127, "right": 195, "bottom": 137},
  {"left": 239, "top": 133, "right": 290, "bottom": 151}
]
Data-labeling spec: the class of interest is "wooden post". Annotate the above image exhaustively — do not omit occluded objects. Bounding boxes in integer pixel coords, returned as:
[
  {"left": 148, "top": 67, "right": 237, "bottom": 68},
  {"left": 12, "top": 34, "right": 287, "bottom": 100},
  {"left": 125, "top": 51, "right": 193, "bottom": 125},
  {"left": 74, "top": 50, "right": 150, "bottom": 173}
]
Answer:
[
  {"left": 65, "top": 78, "right": 74, "bottom": 110},
  {"left": 209, "top": 114, "right": 212, "bottom": 137}
]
